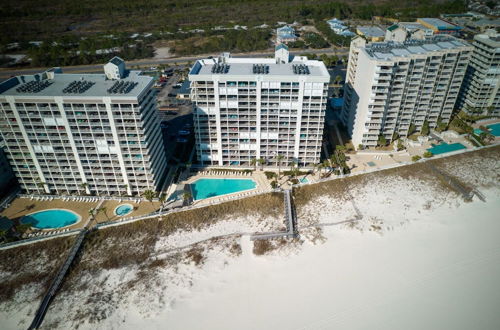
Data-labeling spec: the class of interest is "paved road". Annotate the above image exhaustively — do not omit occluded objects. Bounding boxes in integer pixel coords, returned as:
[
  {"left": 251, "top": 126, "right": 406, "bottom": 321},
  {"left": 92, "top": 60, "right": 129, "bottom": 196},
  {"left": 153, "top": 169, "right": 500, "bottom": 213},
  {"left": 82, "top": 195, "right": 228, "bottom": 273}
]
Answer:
[{"left": 0, "top": 47, "right": 348, "bottom": 80}]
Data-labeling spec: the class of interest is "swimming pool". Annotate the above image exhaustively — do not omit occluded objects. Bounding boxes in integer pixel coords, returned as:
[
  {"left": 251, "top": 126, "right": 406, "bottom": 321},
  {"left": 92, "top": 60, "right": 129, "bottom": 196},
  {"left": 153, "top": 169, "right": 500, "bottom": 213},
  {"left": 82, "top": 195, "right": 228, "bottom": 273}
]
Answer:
[
  {"left": 21, "top": 209, "right": 80, "bottom": 229},
  {"left": 299, "top": 177, "right": 309, "bottom": 183},
  {"left": 427, "top": 142, "right": 466, "bottom": 155},
  {"left": 114, "top": 203, "right": 133, "bottom": 216},
  {"left": 474, "top": 128, "right": 484, "bottom": 136},
  {"left": 487, "top": 123, "right": 500, "bottom": 137},
  {"left": 190, "top": 178, "right": 257, "bottom": 200}
]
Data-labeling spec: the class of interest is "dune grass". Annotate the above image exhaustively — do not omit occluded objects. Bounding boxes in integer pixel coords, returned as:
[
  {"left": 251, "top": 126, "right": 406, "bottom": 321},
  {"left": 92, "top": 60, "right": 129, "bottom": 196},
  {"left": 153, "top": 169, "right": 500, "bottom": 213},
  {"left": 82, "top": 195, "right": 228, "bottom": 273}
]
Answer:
[{"left": 0, "top": 236, "right": 76, "bottom": 303}]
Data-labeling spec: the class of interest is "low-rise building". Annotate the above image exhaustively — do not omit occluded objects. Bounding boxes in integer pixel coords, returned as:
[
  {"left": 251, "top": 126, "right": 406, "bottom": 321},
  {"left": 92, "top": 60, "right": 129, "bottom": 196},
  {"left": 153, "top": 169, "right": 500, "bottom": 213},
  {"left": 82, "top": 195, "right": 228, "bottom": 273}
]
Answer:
[
  {"left": 276, "top": 25, "right": 297, "bottom": 44},
  {"left": 417, "top": 18, "right": 463, "bottom": 36},
  {"left": 385, "top": 22, "right": 434, "bottom": 42},
  {"left": 356, "top": 26, "right": 385, "bottom": 42}
]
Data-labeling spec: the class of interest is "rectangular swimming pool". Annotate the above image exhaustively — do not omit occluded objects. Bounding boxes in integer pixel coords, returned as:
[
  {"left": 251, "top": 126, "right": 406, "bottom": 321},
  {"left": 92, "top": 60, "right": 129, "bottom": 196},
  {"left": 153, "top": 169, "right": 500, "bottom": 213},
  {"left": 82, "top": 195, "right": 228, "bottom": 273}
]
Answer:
[
  {"left": 427, "top": 142, "right": 466, "bottom": 155},
  {"left": 190, "top": 178, "right": 257, "bottom": 200}
]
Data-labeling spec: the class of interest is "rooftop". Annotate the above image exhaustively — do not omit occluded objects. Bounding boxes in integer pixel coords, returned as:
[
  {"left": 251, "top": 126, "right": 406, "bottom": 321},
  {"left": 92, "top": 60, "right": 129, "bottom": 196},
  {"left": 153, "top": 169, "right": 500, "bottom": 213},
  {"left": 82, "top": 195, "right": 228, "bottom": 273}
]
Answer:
[
  {"left": 364, "top": 36, "right": 470, "bottom": 60},
  {"left": 357, "top": 26, "right": 385, "bottom": 37},
  {"left": 475, "top": 32, "right": 500, "bottom": 47},
  {"left": 109, "top": 56, "right": 124, "bottom": 66},
  {"left": 0, "top": 70, "right": 152, "bottom": 98},
  {"left": 418, "top": 18, "right": 462, "bottom": 31},
  {"left": 189, "top": 54, "right": 329, "bottom": 81},
  {"left": 398, "top": 22, "right": 432, "bottom": 31}
]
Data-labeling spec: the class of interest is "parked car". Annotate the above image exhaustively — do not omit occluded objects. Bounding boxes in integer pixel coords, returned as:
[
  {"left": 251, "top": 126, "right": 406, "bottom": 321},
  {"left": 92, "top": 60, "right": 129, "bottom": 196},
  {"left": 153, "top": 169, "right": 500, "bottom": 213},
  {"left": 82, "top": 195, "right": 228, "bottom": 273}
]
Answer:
[
  {"left": 167, "top": 93, "right": 177, "bottom": 97},
  {"left": 176, "top": 137, "right": 188, "bottom": 143},
  {"left": 178, "top": 130, "right": 190, "bottom": 136}
]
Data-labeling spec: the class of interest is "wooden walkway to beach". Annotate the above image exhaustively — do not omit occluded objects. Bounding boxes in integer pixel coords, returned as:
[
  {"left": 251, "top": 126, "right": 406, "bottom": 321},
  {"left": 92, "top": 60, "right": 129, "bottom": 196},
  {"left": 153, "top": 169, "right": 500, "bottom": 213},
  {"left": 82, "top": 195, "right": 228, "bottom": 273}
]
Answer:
[{"left": 28, "top": 229, "right": 88, "bottom": 329}]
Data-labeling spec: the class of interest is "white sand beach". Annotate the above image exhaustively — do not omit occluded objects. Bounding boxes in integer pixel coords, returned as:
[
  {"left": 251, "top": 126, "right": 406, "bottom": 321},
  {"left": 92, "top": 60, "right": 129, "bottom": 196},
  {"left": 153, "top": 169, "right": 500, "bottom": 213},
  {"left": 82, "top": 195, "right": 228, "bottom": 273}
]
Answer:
[{"left": 1, "top": 148, "right": 499, "bottom": 330}]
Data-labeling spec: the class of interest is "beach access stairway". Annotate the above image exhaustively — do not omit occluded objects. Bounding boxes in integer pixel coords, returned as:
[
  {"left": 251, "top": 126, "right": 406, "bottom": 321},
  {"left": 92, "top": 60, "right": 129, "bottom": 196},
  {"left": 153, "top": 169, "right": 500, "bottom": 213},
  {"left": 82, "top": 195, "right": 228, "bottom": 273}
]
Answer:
[
  {"left": 251, "top": 189, "right": 298, "bottom": 240},
  {"left": 28, "top": 229, "right": 88, "bottom": 330},
  {"left": 423, "top": 163, "right": 485, "bottom": 202}
]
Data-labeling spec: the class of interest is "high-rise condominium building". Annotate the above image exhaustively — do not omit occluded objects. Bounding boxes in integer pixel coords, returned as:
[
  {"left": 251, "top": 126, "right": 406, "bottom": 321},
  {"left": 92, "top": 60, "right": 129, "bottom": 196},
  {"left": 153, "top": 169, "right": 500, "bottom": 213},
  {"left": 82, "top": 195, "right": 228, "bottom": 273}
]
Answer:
[
  {"left": 341, "top": 36, "right": 472, "bottom": 149},
  {"left": 188, "top": 46, "right": 330, "bottom": 167},
  {"left": 0, "top": 57, "right": 166, "bottom": 196},
  {"left": 457, "top": 30, "right": 499, "bottom": 116}
]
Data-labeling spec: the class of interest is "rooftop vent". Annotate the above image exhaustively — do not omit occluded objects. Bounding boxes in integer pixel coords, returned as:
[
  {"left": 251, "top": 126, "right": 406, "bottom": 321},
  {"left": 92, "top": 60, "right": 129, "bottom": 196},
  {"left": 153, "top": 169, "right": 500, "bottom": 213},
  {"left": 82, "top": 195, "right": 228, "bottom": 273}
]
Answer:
[
  {"left": 62, "top": 80, "right": 96, "bottom": 94},
  {"left": 292, "top": 64, "right": 310, "bottom": 75},
  {"left": 211, "top": 63, "right": 230, "bottom": 74},
  {"left": 252, "top": 64, "right": 269, "bottom": 74},
  {"left": 15, "top": 80, "right": 53, "bottom": 93},
  {"left": 107, "top": 81, "right": 138, "bottom": 94}
]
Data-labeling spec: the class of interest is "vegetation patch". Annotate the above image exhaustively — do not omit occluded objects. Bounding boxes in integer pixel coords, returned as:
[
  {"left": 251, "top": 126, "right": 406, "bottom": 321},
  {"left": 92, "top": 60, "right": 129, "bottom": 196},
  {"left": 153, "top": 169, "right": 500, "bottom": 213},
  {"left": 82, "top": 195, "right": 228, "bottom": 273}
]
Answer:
[{"left": 0, "top": 236, "right": 75, "bottom": 303}]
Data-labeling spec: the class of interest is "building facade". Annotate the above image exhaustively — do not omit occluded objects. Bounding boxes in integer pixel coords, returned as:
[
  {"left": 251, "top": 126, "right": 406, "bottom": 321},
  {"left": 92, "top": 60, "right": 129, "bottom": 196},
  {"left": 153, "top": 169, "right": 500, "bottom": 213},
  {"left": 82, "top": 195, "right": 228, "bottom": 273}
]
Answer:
[
  {"left": 0, "top": 138, "right": 16, "bottom": 198},
  {"left": 341, "top": 36, "right": 472, "bottom": 149},
  {"left": 0, "top": 58, "right": 166, "bottom": 196},
  {"left": 458, "top": 31, "right": 500, "bottom": 116},
  {"left": 188, "top": 46, "right": 330, "bottom": 167}
]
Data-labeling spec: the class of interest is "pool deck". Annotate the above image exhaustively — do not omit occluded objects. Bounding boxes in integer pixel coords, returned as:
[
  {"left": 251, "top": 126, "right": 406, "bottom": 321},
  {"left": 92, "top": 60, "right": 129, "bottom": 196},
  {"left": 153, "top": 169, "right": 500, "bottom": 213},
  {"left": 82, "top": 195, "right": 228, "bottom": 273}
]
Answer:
[
  {"left": 0, "top": 198, "right": 98, "bottom": 232},
  {"left": 94, "top": 200, "right": 161, "bottom": 223},
  {"left": 0, "top": 197, "right": 162, "bottom": 232},
  {"left": 181, "top": 171, "right": 272, "bottom": 206}
]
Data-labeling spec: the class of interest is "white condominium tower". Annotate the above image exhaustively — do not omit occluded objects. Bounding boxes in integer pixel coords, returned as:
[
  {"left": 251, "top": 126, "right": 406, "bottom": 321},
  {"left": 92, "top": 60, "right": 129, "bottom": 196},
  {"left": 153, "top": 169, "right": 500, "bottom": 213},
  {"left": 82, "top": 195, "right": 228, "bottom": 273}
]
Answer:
[
  {"left": 458, "top": 30, "right": 499, "bottom": 116},
  {"left": 341, "top": 36, "right": 472, "bottom": 149},
  {"left": 188, "top": 45, "right": 330, "bottom": 167},
  {"left": 0, "top": 57, "right": 166, "bottom": 196}
]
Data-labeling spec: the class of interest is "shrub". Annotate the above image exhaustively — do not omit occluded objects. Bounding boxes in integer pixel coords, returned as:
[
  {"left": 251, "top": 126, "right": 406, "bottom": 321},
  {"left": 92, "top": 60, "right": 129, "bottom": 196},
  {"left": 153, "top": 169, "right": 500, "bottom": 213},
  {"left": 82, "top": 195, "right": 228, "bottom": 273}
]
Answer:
[
  {"left": 423, "top": 151, "right": 433, "bottom": 158},
  {"left": 412, "top": 155, "right": 421, "bottom": 162},
  {"left": 270, "top": 180, "right": 278, "bottom": 189},
  {"left": 290, "top": 178, "right": 299, "bottom": 185},
  {"left": 264, "top": 171, "right": 277, "bottom": 180},
  {"left": 253, "top": 240, "right": 273, "bottom": 255}
]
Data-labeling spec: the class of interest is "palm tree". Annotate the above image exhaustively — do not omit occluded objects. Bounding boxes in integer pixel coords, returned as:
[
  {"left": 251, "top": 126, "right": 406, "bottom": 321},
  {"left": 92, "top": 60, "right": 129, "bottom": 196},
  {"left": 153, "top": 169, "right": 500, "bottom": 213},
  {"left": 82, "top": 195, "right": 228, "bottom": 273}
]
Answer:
[
  {"left": 322, "top": 160, "right": 330, "bottom": 174},
  {"left": 79, "top": 182, "right": 88, "bottom": 195},
  {"left": 142, "top": 189, "right": 157, "bottom": 204},
  {"left": 36, "top": 179, "right": 46, "bottom": 192},
  {"left": 88, "top": 208, "right": 96, "bottom": 220},
  {"left": 275, "top": 154, "right": 285, "bottom": 177},
  {"left": 98, "top": 207, "right": 109, "bottom": 221},
  {"left": 250, "top": 158, "right": 257, "bottom": 171},
  {"left": 122, "top": 184, "right": 129, "bottom": 196},
  {"left": 257, "top": 158, "right": 266, "bottom": 171},
  {"left": 182, "top": 191, "right": 192, "bottom": 204}
]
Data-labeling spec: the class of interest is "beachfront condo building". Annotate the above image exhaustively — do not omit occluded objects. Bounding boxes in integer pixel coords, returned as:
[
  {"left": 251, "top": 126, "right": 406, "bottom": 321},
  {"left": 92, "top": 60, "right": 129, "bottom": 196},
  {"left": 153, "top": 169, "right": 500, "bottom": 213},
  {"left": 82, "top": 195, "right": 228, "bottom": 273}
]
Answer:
[
  {"left": 188, "top": 45, "right": 330, "bottom": 167},
  {"left": 0, "top": 57, "right": 166, "bottom": 196},
  {"left": 457, "top": 30, "right": 500, "bottom": 116},
  {"left": 341, "top": 36, "right": 472, "bottom": 149}
]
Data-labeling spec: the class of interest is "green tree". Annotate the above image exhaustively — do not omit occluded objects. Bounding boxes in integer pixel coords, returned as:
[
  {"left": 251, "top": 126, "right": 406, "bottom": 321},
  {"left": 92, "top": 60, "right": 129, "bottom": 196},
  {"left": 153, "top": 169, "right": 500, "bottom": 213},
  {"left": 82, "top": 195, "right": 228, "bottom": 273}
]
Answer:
[
  {"left": 421, "top": 120, "right": 430, "bottom": 136},
  {"left": 377, "top": 134, "right": 387, "bottom": 147},
  {"left": 408, "top": 123, "right": 417, "bottom": 136},
  {"left": 97, "top": 207, "right": 109, "bottom": 221},
  {"left": 142, "top": 189, "right": 157, "bottom": 204},
  {"left": 250, "top": 158, "right": 257, "bottom": 171},
  {"left": 275, "top": 154, "right": 285, "bottom": 177},
  {"left": 423, "top": 151, "right": 433, "bottom": 158},
  {"left": 412, "top": 155, "right": 421, "bottom": 162},
  {"left": 257, "top": 158, "right": 266, "bottom": 171},
  {"left": 182, "top": 191, "right": 192, "bottom": 203}
]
